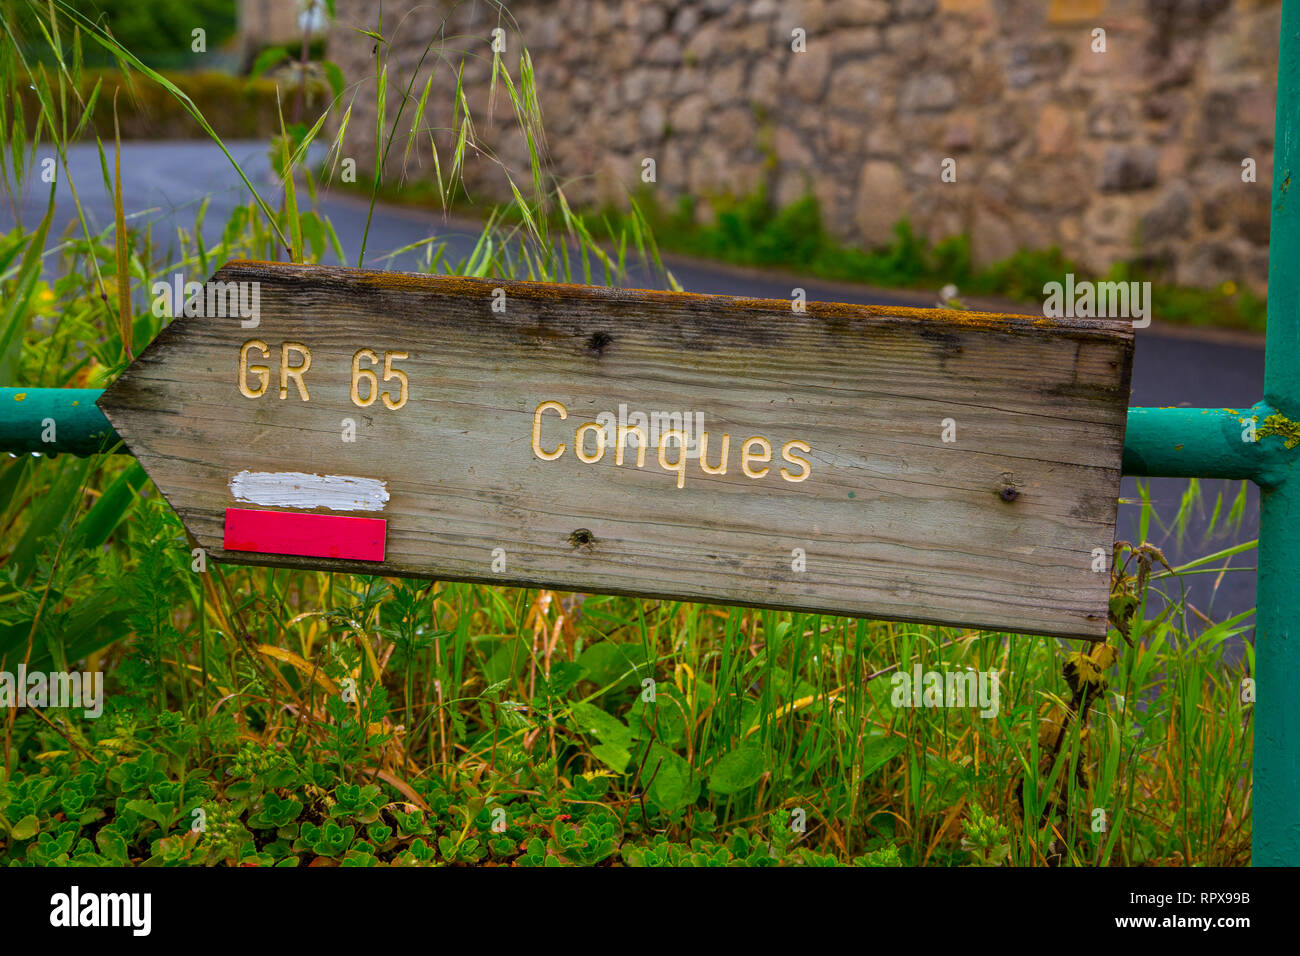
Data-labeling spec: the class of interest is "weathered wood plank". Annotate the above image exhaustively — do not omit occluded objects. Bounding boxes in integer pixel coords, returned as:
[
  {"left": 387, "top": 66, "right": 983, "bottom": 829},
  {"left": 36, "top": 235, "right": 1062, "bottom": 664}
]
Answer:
[{"left": 98, "top": 260, "right": 1134, "bottom": 639}]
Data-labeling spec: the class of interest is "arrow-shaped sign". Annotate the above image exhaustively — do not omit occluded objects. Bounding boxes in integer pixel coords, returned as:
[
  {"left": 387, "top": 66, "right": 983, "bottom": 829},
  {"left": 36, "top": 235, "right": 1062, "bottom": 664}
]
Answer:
[{"left": 98, "top": 260, "right": 1134, "bottom": 639}]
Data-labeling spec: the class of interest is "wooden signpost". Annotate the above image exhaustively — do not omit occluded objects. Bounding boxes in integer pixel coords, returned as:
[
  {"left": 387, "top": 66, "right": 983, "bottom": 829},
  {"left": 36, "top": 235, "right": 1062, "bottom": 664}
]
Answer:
[{"left": 98, "top": 260, "right": 1134, "bottom": 640}]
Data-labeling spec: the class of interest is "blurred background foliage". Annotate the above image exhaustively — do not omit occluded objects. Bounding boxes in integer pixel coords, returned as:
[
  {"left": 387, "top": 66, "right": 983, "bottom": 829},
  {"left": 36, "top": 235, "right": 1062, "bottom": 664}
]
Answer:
[{"left": 7, "top": 0, "right": 240, "bottom": 69}]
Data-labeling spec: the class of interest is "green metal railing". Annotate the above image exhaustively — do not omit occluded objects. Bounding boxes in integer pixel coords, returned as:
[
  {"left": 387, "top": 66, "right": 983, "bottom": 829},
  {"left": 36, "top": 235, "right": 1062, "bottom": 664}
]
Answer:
[
  {"left": 0, "top": 388, "right": 122, "bottom": 456},
  {"left": 6, "top": 3, "right": 1300, "bottom": 867}
]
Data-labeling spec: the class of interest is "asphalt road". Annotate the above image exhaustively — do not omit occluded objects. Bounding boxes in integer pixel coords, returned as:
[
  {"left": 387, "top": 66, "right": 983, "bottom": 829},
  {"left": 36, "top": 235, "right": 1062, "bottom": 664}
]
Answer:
[{"left": 2, "top": 140, "right": 1264, "bottom": 630}]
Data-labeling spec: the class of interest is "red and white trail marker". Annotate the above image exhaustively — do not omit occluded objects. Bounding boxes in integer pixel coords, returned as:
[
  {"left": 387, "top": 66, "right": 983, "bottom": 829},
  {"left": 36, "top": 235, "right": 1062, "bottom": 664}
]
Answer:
[{"left": 222, "top": 470, "right": 390, "bottom": 560}]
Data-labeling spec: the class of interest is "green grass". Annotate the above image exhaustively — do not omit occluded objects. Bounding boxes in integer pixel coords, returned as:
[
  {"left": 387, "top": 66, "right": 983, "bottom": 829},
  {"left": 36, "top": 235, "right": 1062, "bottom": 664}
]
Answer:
[
  {"left": 361, "top": 174, "right": 1268, "bottom": 333},
  {"left": 12, "top": 68, "right": 316, "bottom": 141},
  {"left": 0, "top": 0, "right": 1256, "bottom": 866},
  {"left": 8, "top": 0, "right": 239, "bottom": 70},
  {"left": 581, "top": 189, "right": 1268, "bottom": 333}
]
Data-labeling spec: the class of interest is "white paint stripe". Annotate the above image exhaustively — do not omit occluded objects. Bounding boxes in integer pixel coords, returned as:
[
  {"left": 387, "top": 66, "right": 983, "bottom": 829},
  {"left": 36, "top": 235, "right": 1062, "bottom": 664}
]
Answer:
[{"left": 229, "top": 471, "right": 390, "bottom": 512}]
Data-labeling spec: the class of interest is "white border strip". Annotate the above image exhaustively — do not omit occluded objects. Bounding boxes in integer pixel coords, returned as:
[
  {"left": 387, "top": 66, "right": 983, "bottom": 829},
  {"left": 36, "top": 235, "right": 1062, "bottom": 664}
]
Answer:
[{"left": 229, "top": 471, "right": 390, "bottom": 512}]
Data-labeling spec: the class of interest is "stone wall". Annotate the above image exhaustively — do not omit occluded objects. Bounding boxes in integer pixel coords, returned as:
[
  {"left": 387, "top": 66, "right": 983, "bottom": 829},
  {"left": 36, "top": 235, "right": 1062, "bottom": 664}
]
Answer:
[{"left": 328, "top": 0, "right": 1280, "bottom": 292}]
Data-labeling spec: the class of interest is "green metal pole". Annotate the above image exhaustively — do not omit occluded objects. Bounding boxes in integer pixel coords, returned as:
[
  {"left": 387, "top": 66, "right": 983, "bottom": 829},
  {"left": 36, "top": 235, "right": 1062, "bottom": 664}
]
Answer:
[
  {"left": 1122, "top": 403, "right": 1285, "bottom": 485},
  {"left": 0, "top": 388, "right": 123, "bottom": 456},
  {"left": 2, "top": 386, "right": 1287, "bottom": 473},
  {"left": 1254, "top": 0, "right": 1300, "bottom": 867}
]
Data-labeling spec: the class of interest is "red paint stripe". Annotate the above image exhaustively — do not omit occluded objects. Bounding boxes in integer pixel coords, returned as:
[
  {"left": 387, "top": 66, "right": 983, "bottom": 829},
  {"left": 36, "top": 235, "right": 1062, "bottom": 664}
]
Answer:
[{"left": 224, "top": 508, "right": 386, "bottom": 562}]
